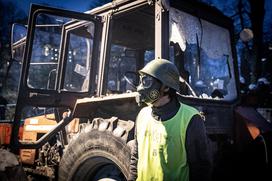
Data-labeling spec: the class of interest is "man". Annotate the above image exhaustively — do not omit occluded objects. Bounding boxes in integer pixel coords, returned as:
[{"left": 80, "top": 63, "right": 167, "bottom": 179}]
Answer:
[{"left": 129, "top": 59, "right": 212, "bottom": 181}]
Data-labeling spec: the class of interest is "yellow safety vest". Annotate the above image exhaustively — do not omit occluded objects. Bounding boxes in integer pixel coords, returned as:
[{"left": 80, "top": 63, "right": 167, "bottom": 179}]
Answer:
[{"left": 136, "top": 103, "right": 199, "bottom": 181}]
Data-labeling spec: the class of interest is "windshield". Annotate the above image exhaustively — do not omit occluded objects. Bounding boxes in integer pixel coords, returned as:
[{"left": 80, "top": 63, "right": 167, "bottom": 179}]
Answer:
[
  {"left": 63, "top": 22, "right": 95, "bottom": 92},
  {"left": 169, "top": 7, "right": 237, "bottom": 101},
  {"left": 27, "top": 13, "right": 66, "bottom": 90},
  {"left": 27, "top": 13, "right": 95, "bottom": 92},
  {"left": 105, "top": 5, "right": 155, "bottom": 94}
]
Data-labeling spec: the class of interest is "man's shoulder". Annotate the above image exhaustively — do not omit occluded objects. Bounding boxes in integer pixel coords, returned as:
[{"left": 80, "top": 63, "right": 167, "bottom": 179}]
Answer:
[
  {"left": 136, "top": 106, "right": 152, "bottom": 121},
  {"left": 136, "top": 106, "right": 152, "bottom": 128},
  {"left": 139, "top": 106, "right": 152, "bottom": 114},
  {"left": 180, "top": 103, "right": 199, "bottom": 114}
]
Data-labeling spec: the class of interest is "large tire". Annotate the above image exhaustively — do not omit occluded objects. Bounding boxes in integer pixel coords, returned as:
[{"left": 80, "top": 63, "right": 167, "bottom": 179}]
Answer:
[{"left": 58, "top": 117, "right": 135, "bottom": 181}]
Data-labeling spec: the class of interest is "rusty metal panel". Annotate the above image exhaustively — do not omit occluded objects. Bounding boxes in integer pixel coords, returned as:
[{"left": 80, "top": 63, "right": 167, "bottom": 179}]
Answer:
[
  {"left": 0, "top": 123, "right": 12, "bottom": 145},
  {"left": 20, "top": 131, "right": 37, "bottom": 164},
  {"left": 23, "top": 114, "right": 57, "bottom": 134},
  {"left": 73, "top": 92, "right": 141, "bottom": 119}
]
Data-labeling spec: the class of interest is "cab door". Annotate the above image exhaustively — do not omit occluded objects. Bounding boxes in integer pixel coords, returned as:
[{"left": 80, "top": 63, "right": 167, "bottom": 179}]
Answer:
[{"left": 10, "top": 4, "right": 101, "bottom": 151}]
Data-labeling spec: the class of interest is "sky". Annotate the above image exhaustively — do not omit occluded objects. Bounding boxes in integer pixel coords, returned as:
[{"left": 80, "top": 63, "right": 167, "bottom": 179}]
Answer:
[
  {"left": 2, "top": 0, "right": 272, "bottom": 41},
  {"left": 6, "top": 0, "right": 272, "bottom": 18},
  {"left": 6, "top": 0, "right": 95, "bottom": 14}
]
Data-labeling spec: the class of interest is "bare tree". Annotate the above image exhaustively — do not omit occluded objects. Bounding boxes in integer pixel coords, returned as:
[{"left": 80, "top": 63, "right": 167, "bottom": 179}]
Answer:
[
  {"left": 0, "top": 0, "right": 27, "bottom": 98},
  {"left": 249, "top": 0, "right": 265, "bottom": 78}
]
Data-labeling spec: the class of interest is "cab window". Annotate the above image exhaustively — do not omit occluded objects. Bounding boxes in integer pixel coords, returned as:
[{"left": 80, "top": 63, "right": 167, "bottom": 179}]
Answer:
[{"left": 169, "top": 7, "right": 237, "bottom": 101}]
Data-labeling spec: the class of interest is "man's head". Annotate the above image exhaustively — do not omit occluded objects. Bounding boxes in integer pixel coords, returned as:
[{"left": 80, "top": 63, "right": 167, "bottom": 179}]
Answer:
[{"left": 136, "top": 59, "right": 180, "bottom": 106}]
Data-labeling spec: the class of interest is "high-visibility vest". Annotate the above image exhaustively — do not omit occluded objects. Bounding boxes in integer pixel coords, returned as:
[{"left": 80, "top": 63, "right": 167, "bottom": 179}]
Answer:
[{"left": 136, "top": 103, "right": 199, "bottom": 181}]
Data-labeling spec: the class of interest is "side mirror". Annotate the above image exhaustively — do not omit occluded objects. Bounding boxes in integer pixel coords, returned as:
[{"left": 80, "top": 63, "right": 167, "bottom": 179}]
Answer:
[{"left": 11, "top": 23, "right": 27, "bottom": 61}]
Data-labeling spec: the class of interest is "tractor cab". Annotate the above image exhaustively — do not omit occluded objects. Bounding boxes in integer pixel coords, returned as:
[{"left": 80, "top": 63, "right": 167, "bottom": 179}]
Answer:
[{"left": 3, "top": 0, "right": 270, "bottom": 180}]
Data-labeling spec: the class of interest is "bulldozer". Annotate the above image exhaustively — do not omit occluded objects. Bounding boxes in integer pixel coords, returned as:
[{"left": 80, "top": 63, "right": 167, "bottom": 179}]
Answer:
[{"left": 0, "top": 0, "right": 271, "bottom": 180}]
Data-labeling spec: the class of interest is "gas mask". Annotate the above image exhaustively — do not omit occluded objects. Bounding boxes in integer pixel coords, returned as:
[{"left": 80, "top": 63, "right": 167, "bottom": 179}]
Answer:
[{"left": 136, "top": 74, "right": 162, "bottom": 106}]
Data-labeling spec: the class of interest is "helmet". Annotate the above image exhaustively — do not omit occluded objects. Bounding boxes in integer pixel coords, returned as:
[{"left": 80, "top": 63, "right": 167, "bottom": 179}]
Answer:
[{"left": 139, "top": 59, "right": 180, "bottom": 91}]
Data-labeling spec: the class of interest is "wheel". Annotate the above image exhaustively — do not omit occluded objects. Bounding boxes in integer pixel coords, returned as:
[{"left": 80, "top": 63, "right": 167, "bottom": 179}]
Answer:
[{"left": 58, "top": 117, "right": 135, "bottom": 181}]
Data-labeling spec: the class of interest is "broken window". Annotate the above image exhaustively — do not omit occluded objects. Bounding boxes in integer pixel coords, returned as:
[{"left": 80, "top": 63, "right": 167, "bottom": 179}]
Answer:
[{"left": 169, "top": 7, "right": 237, "bottom": 101}]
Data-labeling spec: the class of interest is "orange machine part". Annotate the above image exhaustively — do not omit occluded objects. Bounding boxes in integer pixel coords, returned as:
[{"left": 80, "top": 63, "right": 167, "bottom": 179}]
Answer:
[
  {"left": 20, "top": 114, "right": 57, "bottom": 165},
  {"left": 0, "top": 123, "right": 23, "bottom": 145}
]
